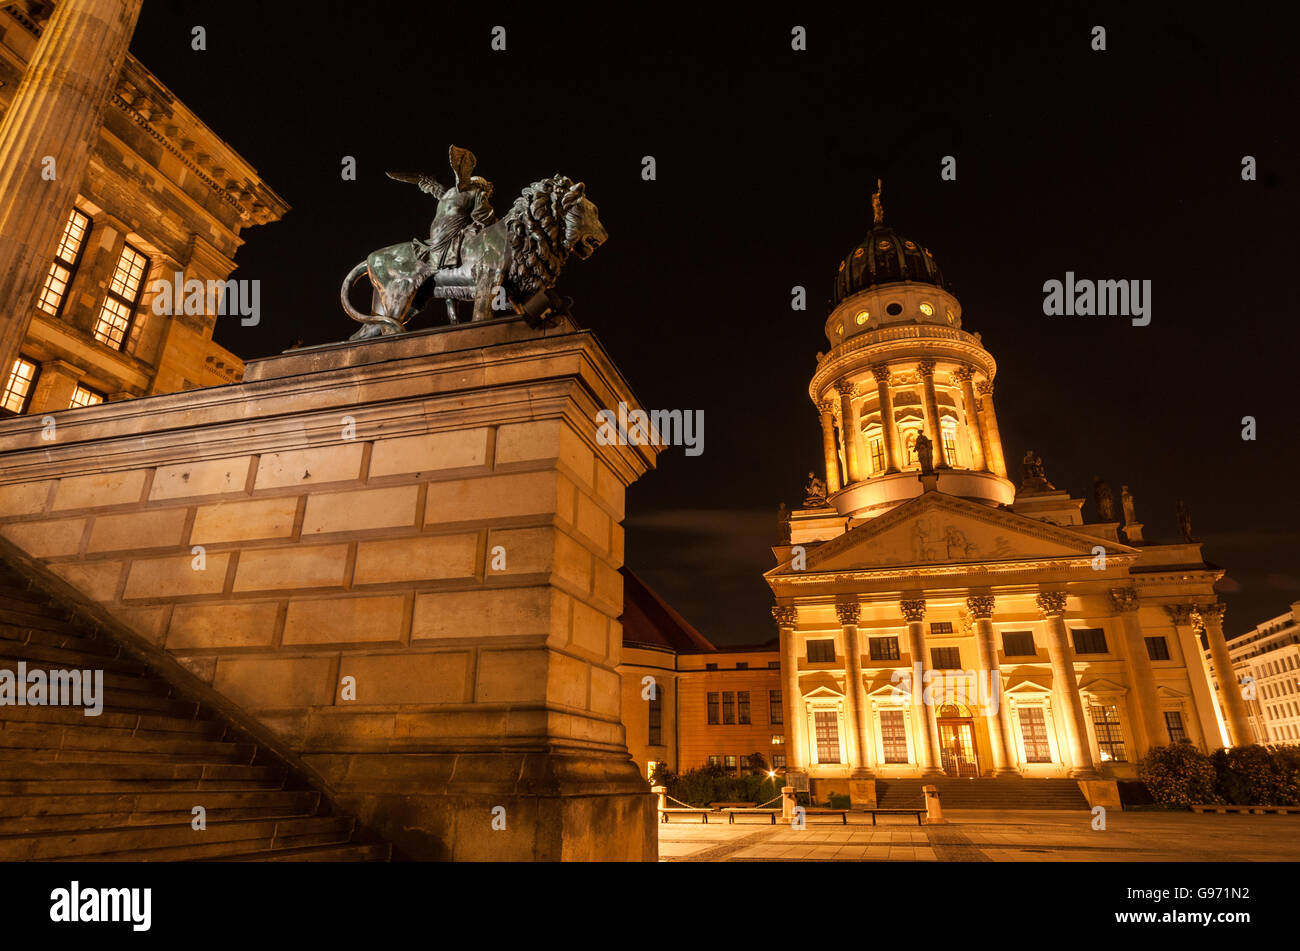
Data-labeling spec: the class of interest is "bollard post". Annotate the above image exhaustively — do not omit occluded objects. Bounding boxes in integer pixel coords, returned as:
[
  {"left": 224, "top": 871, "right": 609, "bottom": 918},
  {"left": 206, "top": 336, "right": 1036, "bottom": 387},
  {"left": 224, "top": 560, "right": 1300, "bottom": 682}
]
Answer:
[
  {"left": 782, "top": 785, "right": 796, "bottom": 820},
  {"left": 651, "top": 785, "right": 667, "bottom": 813},
  {"left": 922, "top": 784, "right": 948, "bottom": 824}
]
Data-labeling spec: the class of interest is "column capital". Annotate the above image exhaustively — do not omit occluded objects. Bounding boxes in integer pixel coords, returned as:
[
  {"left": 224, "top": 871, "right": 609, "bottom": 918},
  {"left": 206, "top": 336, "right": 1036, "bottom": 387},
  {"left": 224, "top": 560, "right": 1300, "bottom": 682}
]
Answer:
[
  {"left": 869, "top": 363, "right": 892, "bottom": 383},
  {"left": 1164, "top": 603, "right": 1198, "bottom": 627},
  {"left": 1108, "top": 587, "right": 1140, "bottom": 613},
  {"left": 951, "top": 365, "right": 974, "bottom": 383},
  {"left": 1035, "top": 591, "right": 1067, "bottom": 618},
  {"left": 772, "top": 605, "right": 797, "bottom": 628},
  {"left": 976, "top": 379, "right": 995, "bottom": 397},
  {"left": 916, "top": 359, "right": 936, "bottom": 379},
  {"left": 834, "top": 379, "right": 860, "bottom": 398},
  {"left": 1195, "top": 602, "right": 1226, "bottom": 624},
  {"left": 965, "top": 594, "right": 995, "bottom": 619},
  {"left": 835, "top": 600, "right": 861, "bottom": 626},
  {"left": 900, "top": 598, "right": 926, "bottom": 622},
  {"left": 816, "top": 397, "right": 837, "bottom": 415}
]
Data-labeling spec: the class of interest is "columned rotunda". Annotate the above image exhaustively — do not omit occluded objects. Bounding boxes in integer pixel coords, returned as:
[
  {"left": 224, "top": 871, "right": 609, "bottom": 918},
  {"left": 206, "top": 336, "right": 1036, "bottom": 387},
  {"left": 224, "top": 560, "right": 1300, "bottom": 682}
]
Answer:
[{"left": 766, "top": 187, "right": 1242, "bottom": 806}]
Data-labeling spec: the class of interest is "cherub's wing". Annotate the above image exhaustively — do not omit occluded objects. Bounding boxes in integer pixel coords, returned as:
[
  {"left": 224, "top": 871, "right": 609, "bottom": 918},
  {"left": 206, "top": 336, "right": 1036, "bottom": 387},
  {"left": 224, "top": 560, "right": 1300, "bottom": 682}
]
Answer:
[{"left": 386, "top": 171, "right": 444, "bottom": 196}]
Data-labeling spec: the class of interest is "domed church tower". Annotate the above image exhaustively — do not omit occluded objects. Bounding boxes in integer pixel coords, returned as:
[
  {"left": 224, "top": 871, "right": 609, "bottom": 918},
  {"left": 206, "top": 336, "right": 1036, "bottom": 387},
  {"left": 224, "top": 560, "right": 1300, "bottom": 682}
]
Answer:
[{"left": 811, "top": 181, "right": 1013, "bottom": 520}]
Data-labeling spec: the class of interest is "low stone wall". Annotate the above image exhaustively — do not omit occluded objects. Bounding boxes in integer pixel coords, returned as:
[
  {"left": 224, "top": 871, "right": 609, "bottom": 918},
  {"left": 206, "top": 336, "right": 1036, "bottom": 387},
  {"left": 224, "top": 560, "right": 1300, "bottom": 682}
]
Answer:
[{"left": 0, "top": 315, "right": 659, "bottom": 860}]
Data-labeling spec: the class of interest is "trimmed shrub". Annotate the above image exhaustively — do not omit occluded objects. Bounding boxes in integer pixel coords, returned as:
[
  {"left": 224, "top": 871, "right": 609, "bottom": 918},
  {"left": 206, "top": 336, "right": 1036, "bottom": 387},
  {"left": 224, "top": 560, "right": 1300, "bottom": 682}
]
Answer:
[
  {"left": 1212, "top": 745, "right": 1300, "bottom": 806},
  {"left": 666, "top": 766, "right": 781, "bottom": 808},
  {"left": 1137, "top": 743, "right": 1219, "bottom": 808}
]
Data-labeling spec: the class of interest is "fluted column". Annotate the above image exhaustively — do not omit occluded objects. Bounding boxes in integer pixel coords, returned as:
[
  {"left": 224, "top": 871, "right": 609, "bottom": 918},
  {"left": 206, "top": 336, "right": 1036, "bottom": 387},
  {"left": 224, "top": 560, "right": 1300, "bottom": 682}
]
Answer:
[
  {"left": 975, "top": 380, "right": 1008, "bottom": 479},
  {"left": 1110, "top": 587, "right": 1165, "bottom": 752},
  {"left": 967, "top": 594, "right": 1013, "bottom": 774},
  {"left": 1036, "top": 591, "right": 1099, "bottom": 777},
  {"left": 1166, "top": 604, "right": 1228, "bottom": 749},
  {"left": 870, "top": 364, "right": 901, "bottom": 473},
  {"left": 1197, "top": 602, "right": 1251, "bottom": 747},
  {"left": 816, "top": 399, "right": 842, "bottom": 493},
  {"left": 952, "top": 366, "right": 986, "bottom": 472},
  {"left": 0, "top": 0, "right": 144, "bottom": 381},
  {"left": 835, "top": 380, "right": 864, "bottom": 483},
  {"left": 916, "top": 360, "right": 949, "bottom": 468},
  {"left": 901, "top": 597, "right": 942, "bottom": 774},
  {"left": 837, "top": 600, "right": 873, "bottom": 776},
  {"left": 774, "top": 606, "right": 808, "bottom": 773}
]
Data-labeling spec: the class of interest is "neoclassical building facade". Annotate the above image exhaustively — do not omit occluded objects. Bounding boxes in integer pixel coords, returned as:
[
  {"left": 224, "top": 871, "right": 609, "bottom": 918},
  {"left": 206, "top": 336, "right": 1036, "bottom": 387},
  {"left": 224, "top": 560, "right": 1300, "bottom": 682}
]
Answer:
[{"left": 765, "top": 190, "right": 1247, "bottom": 801}]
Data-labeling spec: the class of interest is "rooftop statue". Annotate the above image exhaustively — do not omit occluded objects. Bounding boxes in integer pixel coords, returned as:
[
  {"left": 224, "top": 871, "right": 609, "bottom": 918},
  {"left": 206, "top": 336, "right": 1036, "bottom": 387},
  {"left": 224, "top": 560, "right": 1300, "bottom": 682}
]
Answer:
[
  {"left": 341, "top": 145, "right": 608, "bottom": 339},
  {"left": 803, "top": 472, "right": 829, "bottom": 507},
  {"left": 915, "top": 433, "right": 934, "bottom": 476},
  {"left": 1093, "top": 476, "right": 1115, "bottom": 521}
]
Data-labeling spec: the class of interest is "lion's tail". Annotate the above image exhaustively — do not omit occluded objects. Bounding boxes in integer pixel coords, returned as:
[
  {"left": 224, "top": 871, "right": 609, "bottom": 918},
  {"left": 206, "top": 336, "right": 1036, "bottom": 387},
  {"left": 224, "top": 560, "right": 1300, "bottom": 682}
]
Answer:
[{"left": 340, "top": 260, "right": 404, "bottom": 334}]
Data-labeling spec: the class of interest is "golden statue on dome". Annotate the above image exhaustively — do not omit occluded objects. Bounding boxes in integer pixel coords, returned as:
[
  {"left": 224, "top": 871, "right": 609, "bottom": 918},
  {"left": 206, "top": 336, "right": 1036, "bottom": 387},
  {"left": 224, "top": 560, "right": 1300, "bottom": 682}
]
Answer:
[{"left": 871, "top": 177, "right": 884, "bottom": 224}]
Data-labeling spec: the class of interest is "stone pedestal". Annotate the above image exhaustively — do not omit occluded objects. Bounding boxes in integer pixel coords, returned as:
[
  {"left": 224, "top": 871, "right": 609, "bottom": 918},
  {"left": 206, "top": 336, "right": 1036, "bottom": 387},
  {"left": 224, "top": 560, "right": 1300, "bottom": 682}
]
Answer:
[{"left": 0, "top": 315, "right": 658, "bottom": 861}]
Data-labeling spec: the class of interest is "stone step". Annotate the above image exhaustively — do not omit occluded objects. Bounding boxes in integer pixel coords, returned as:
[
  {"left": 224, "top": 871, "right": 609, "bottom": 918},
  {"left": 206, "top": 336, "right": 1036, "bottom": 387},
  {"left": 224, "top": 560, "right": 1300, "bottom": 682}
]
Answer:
[
  {"left": 0, "top": 704, "right": 220, "bottom": 737},
  {"left": 0, "top": 730, "right": 257, "bottom": 763},
  {"left": 0, "top": 605, "right": 82, "bottom": 634},
  {"left": 0, "top": 760, "right": 284, "bottom": 784},
  {"left": 207, "top": 841, "right": 392, "bottom": 862},
  {"left": 0, "top": 656, "right": 171, "bottom": 695},
  {"left": 872, "top": 778, "right": 1089, "bottom": 809},
  {"left": 0, "top": 638, "right": 152, "bottom": 675},
  {"left": 0, "top": 815, "right": 355, "bottom": 860},
  {"left": 0, "top": 623, "right": 125, "bottom": 658},
  {"left": 0, "top": 789, "right": 322, "bottom": 834}
]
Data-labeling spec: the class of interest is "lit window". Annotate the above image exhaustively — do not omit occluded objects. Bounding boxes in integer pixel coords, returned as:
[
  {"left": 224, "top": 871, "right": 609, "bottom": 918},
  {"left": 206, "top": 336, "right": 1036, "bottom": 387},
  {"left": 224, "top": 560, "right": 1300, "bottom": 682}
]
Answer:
[
  {"left": 833, "top": 324, "right": 843, "bottom": 336},
  {"left": 69, "top": 384, "right": 104, "bottom": 408},
  {"left": 869, "top": 437, "right": 885, "bottom": 473},
  {"left": 930, "top": 621, "right": 954, "bottom": 635},
  {"left": 771, "top": 734, "right": 784, "bottom": 745},
  {"left": 93, "top": 243, "right": 149, "bottom": 350},
  {"left": 941, "top": 420, "right": 959, "bottom": 465},
  {"left": 723, "top": 754, "right": 738, "bottom": 773},
  {"left": 2, "top": 356, "right": 39, "bottom": 414},
  {"left": 814, "top": 710, "right": 841, "bottom": 764},
  {"left": 1018, "top": 707, "right": 1052, "bottom": 763},
  {"left": 880, "top": 709, "right": 909, "bottom": 763},
  {"left": 37, "top": 208, "right": 91, "bottom": 317},
  {"left": 946, "top": 308, "right": 955, "bottom": 325},
  {"left": 772, "top": 754, "right": 786, "bottom": 768},
  {"left": 919, "top": 302, "right": 934, "bottom": 316},
  {"left": 1164, "top": 711, "right": 1187, "bottom": 743},
  {"left": 855, "top": 310, "right": 869, "bottom": 325},
  {"left": 646, "top": 761, "right": 657, "bottom": 780},
  {"left": 1091, "top": 704, "right": 1127, "bottom": 762}
]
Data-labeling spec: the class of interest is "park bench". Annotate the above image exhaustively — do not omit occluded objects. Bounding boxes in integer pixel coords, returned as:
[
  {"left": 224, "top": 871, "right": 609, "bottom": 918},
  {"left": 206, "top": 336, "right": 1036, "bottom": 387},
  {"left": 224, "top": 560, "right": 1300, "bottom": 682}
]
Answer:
[
  {"left": 723, "top": 808, "right": 782, "bottom": 824},
  {"left": 804, "top": 808, "right": 849, "bottom": 824},
  {"left": 710, "top": 801, "right": 756, "bottom": 809},
  {"left": 861, "top": 807, "right": 926, "bottom": 826},
  {"left": 659, "top": 807, "right": 712, "bottom": 823}
]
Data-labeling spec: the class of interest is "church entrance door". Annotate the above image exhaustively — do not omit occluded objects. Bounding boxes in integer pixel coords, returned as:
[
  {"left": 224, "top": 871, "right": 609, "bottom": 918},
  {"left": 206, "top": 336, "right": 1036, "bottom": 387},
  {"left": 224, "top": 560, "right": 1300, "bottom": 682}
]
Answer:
[{"left": 937, "top": 719, "right": 979, "bottom": 777}]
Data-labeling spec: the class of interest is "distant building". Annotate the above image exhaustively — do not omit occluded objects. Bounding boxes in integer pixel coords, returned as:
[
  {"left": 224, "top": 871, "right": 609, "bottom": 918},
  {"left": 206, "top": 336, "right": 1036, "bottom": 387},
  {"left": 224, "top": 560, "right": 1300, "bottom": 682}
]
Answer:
[
  {"left": 1217, "top": 603, "right": 1300, "bottom": 745},
  {"left": 0, "top": 6, "right": 286, "bottom": 416}
]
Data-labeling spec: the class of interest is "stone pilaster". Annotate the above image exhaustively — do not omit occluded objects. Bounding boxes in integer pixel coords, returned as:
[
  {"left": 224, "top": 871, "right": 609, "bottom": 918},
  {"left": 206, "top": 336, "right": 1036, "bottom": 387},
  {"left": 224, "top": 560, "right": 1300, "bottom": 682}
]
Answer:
[
  {"left": 952, "top": 366, "right": 986, "bottom": 472},
  {"left": 1197, "top": 602, "right": 1251, "bottom": 747},
  {"left": 0, "top": 0, "right": 144, "bottom": 379},
  {"left": 975, "top": 380, "right": 1008, "bottom": 479},
  {"left": 1036, "top": 591, "right": 1099, "bottom": 778},
  {"left": 1109, "top": 587, "right": 1165, "bottom": 752},
  {"left": 26, "top": 359, "right": 82, "bottom": 414},
  {"left": 835, "top": 380, "right": 863, "bottom": 483},
  {"left": 916, "top": 360, "right": 948, "bottom": 468},
  {"left": 901, "top": 597, "right": 942, "bottom": 774},
  {"left": 870, "top": 364, "right": 901, "bottom": 473},
  {"left": 837, "top": 599, "right": 872, "bottom": 776},
  {"left": 967, "top": 594, "right": 1014, "bottom": 774},
  {"left": 817, "top": 399, "right": 842, "bottom": 493},
  {"left": 774, "top": 605, "right": 807, "bottom": 775}
]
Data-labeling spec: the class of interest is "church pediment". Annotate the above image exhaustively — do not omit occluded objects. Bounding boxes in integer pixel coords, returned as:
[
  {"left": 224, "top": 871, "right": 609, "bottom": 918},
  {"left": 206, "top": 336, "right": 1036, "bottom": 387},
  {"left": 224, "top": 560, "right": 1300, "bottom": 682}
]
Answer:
[{"left": 774, "top": 490, "right": 1137, "bottom": 576}]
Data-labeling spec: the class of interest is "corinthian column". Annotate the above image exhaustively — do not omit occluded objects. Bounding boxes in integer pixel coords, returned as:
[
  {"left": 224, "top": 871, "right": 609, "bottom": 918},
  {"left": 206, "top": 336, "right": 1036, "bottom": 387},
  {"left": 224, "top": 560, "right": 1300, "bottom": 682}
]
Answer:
[
  {"left": 967, "top": 594, "right": 1013, "bottom": 774},
  {"left": 1197, "top": 602, "right": 1251, "bottom": 747},
  {"left": 952, "top": 366, "right": 986, "bottom": 472},
  {"left": 901, "top": 597, "right": 942, "bottom": 774},
  {"left": 1166, "top": 604, "right": 1228, "bottom": 749},
  {"left": 816, "top": 399, "right": 842, "bottom": 493},
  {"left": 976, "top": 380, "right": 1008, "bottom": 478},
  {"left": 1036, "top": 591, "right": 1099, "bottom": 778},
  {"left": 774, "top": 606, "right": 807, "bottom": 775},
  {"left": 835, "top": 380, "right": 864, "bottom": 483},
  {"left": 916, "top": 360, "right": 949, "bottom": 468},
  {"left": 870, "top": 365, "right": 901, "bottom": 473},
  {"left": 1110, "top": 587, "right": 1165, "bottom": 752},
  {"left": 837, "top": 600, "right": 873, "bottom": 776},
  {"left": 0, "top": 0, "right": 144, "bottom": 381}
]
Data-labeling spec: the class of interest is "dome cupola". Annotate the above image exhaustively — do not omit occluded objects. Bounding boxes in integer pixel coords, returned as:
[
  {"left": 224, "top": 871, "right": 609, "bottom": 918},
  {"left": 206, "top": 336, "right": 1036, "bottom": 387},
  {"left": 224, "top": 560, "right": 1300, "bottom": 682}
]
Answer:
[{"left": 832, "top": 180, "right": 947, "bottom": 306}]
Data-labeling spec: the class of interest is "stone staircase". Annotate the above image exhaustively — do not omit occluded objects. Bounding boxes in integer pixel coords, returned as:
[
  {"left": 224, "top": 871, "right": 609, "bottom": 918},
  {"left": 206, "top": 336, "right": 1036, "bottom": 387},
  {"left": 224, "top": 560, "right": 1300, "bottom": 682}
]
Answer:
[
  {"left": 874, "top": 777, "right": 1090, "bottom": 810},
  {"left": 0, "top": 561, "right": 390, "bottom": 861}
]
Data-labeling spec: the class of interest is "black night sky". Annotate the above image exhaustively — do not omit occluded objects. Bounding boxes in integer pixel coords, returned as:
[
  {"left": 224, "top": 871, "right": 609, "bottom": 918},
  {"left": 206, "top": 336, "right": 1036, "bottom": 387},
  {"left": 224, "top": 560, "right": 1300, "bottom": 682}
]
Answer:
[{"left": 130, "top": 3, "right": 1299, "bottom": 644}]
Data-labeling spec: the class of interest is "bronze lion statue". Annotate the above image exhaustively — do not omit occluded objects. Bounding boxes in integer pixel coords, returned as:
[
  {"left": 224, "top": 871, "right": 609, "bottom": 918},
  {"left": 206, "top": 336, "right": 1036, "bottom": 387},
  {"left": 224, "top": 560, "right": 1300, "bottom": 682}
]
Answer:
[{"left": 341, "top": 174, "right": 607, "bottom": 339}]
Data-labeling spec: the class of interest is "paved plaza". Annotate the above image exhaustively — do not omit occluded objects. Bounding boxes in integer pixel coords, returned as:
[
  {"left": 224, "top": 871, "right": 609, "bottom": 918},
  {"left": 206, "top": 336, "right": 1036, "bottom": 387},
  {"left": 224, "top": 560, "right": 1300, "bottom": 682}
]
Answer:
[{"left": 658, "top": 810, "right": 1300, "bottom": 861}]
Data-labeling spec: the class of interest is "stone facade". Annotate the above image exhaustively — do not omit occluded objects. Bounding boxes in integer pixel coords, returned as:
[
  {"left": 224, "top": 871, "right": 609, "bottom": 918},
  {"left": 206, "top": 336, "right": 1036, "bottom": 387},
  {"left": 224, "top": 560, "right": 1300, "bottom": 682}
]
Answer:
[{"left": 0, "top": 316, "right": 659, "bottom": 860}]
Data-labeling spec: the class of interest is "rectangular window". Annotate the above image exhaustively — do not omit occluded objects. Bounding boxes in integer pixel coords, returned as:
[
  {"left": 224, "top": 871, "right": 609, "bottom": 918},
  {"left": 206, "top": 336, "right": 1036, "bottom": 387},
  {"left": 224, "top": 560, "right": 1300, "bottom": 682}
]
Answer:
[
  {"left": 705, "top": 663, "right": 717, "bottom": 670},
  {"left": 931, "top": 646, "right": 961, "bottom": 670},
  {"left": 2, "top": 356, "right": 39, "bottom": 414},
  {"left": 648, "top": 693, "right": 662, "bottom": 746},
  {"left": 1071, "top": 628, "right": 1109, "bottom": 654},
  {"left": 1145, "top": 636, "right": 1170, "bottom": 661},
  {"left": 1002, "top": 631, "right": 1036, "bottom": 657},
  {"left": 941, "top": 424, "right": 958, "bottom": 465},
  {"left": 771, "top": 734, "right": 784, "bottom": 745},
  {"left": 737, "top": 691, "right": 750, "bottom": 725},
  {"left": 869, "top": 636, "right": 900, "bottom": 661},
  {"left": 769, "top": 689, "right": 783, "bottom": 725},
  {"left": 1091, "top": 704, "right": 1127, "bottom": 762},
  {"left": 93, "top": 243, "right": 149, "bottom": 350},
  {"left": 1018, "top": 707, "right": 1052, "bottom": 763},
  {"left": 723, "top": 754, "right": 737, "bottom": 773},
  {"left": 930, "top": 621, "right": 954, "bottom": 635},
  {"left": 814, "top": 710, "right": 840, "bottom": 764},
  {"left": 807, "top": 638, "right": 836, "bottom": 664},
  {"left": 735, "top": 662, "right": 748, "bottom": 670},
  {"left": 880, "top": 709, "right": 909, "bottom": 763},
  {"left": 722, "top": 692, "right": 735, "bottom": 725},
  {"left": 772, "top": 754, "right": 786, "bottom": 769},
  {"left": 707, "top": 692, "right": 720, "bottom": 725},
  {"left": 1164, "top": 710, "right": 1187, "bottom": 743},
  {"left": 68, "top": 384, "right": 104, "bottom": 408},
  {"left": 870, "top": 437, "right": 886, "bottom": 474},
  {"left": 37, "top": 207, "right": 91, "bottom": 317},
  {"left": 707, "top": 755, "right": 721, "bottom": 767},
  {"left": 767, "top": 661, "right": 780, "bottom": 669}
]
